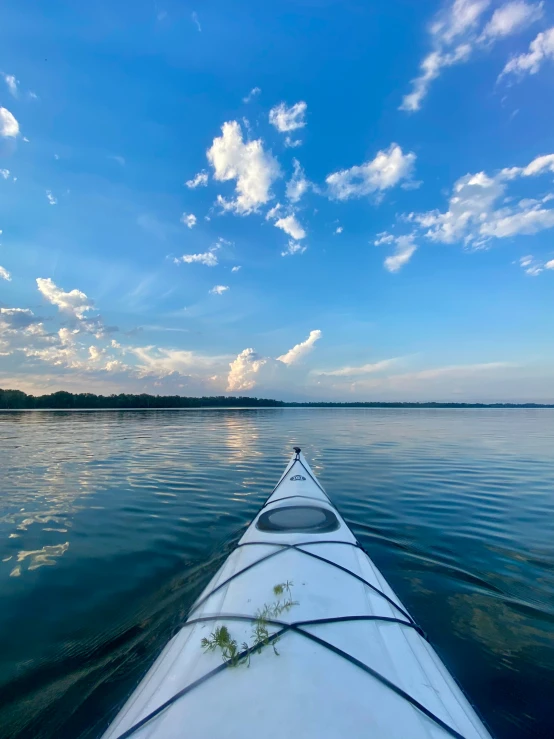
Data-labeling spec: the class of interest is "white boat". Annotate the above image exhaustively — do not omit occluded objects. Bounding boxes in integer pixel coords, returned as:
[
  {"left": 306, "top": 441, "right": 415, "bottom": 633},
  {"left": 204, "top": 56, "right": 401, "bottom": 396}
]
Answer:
[{"left": 102, "top": 448, "right": 493, "bottom": 739}]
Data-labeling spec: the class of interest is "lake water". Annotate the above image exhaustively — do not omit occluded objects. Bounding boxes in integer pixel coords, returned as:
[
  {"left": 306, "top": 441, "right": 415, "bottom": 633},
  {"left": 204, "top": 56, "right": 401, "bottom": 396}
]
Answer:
[{"left": 1, "top": 409, "right": 553, "bottom": 738}]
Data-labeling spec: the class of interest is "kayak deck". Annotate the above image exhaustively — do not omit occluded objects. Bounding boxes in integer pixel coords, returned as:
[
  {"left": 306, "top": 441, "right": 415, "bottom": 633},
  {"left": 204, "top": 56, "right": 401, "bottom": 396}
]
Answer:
[{"left": 102, "top": 449, "right": 492, "bottom": 739}]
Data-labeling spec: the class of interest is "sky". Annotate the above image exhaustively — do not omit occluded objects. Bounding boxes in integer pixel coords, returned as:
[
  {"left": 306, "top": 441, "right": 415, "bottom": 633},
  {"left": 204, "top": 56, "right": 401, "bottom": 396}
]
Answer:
[{"left": 1, "top": 0, "right": 554, "bottom": 402}]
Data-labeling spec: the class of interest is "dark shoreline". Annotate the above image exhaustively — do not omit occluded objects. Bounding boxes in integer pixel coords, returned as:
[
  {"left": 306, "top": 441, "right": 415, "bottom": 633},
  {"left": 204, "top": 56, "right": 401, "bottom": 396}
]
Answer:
[{"left": 1, "top": 389, "right": 553, "bottom": 410}]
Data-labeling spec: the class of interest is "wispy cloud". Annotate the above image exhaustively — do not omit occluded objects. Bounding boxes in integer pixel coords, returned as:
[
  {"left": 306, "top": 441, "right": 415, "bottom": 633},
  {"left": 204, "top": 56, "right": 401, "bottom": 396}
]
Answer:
[
  {"left": 185, "top": 170, "right": 208, "bottom": 188},
  {"left": 243, "top": 87, "right": 261, "bottom": 103},
  {"left": 46, "top": 190, "right": 57, "bottom": 206},
  {"left": 401, "top": 0, "right": 543, "bottom": 111},
  {"left": 500, "top": 25, "right": 554, "bottom": 79},
  {"left": 191, "top": 11, "right": 201, "bottom": 31},
  {"left": 3, "top": 73, "right": 18, "bottom": 97},
  {"left": 209, "top": 284, "right": 229, "bottom": 295},
  {"left": 0, "top": 266, "right": 11, "bottom": 281}
]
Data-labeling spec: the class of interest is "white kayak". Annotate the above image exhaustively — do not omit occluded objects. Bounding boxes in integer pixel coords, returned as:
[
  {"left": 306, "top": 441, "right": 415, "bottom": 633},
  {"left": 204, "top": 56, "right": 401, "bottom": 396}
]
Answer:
[{"left": 103, "top": 448, "right": 492, "bottom": 739}]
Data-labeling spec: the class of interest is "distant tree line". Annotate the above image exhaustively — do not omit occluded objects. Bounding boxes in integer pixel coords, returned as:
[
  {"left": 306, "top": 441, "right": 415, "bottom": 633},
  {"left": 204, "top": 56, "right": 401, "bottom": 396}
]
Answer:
[{"left": 0, "top": 388, "right": 552, "bottom": 409}]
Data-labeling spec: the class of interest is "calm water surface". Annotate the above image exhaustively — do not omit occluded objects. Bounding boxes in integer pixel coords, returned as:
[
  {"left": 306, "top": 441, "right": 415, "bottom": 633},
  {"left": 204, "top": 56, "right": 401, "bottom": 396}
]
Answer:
[{"left": 1, "top": 409, "right": 553, "bottom": 738}]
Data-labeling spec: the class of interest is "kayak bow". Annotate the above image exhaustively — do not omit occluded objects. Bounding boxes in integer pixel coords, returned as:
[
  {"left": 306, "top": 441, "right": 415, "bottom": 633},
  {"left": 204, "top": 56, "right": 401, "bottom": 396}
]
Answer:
[{"left": 102, "top": 448, "right": 492, "bottom": 739}]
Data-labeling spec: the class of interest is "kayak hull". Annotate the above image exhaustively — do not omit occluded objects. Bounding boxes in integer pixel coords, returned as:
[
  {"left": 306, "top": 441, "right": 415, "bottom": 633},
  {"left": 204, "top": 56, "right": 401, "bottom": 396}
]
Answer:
[{"left": 102, "top": 451, "right": 492, "bottom": 739}]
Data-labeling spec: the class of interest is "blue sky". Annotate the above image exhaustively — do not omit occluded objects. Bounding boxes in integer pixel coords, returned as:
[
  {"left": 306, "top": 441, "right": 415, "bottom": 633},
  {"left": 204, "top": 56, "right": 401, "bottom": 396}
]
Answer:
[{"left": 1, "top": 0, "right": 554, "bottom": 401}]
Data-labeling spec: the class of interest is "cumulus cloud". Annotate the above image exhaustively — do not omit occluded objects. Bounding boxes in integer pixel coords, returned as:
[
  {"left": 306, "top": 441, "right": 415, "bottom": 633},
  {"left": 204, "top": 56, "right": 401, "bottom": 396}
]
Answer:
[
  {"left": 36, "top": 278, "right": 93, "bottom": 319},
  {"left": 335, "top": 226, "right": 343, "bottom": 234},
  {"left": 0, "top": 107, "right": 19, "bottom": 138},
  {"left": 181, "top": 212, "right": 197, "bottom": 228},
  {"left": 3, "top": 73, "right": 18, "bottom": 97},
  {"left": 376, "top": 151, "right": 554, "bottom": 270},
  {"left": 545, "top": 259, "right": 554, "bottom": 269},
  {"left": 326, "top": 144, "right": 416, "bottom": 200},
  {"left": 0, "top": 308, "right": 42, "bottom": 332},
  {"left": 227, "top": 348, "right": 267, "bottom": 391},
  {"left": 209, "top": 285, "right": 229, "bottom": 295},
  {"left": 176, "top": 251, "right": 218, "bottom": 266},
  {"left": 277, "top": 329, "right": 322, "bottom": 365},
  {"left": 500, "top": 26, "right": 554, "bottom": 78},
  {"left": 243, "top": 87, "right": 261, "bottom": 103},
  {"left": 207, "top": 120, "right": 280, "bottom": 214},
  {"left": 274, "top": 214, "right": 306, "bottom": 240},
  {"left": 88, "top": 345, "right": 106, "bottom": 361},
  {"left": 401, "top": 0, "right": 543, "bottom": 111},
  {"left": 269, "top": 101, "right": 307, "bottom": 133},
  {"left": 0, "top": 266, "right": 11, "bottom": 281},
  {"left": 185, "top": 171, "right": 208, "bottom": 188},
  {"left": 409, "top": 154, "right": 554, "bottom": 247},
  {"left": 231, "top": 265, "right": 241, "bottom": 272},
  {"left": 0, "top": 168, "right": 11, "bottom": 179},
  {"left": 46, "top": 190, "right": 57, "bottom": 205}
]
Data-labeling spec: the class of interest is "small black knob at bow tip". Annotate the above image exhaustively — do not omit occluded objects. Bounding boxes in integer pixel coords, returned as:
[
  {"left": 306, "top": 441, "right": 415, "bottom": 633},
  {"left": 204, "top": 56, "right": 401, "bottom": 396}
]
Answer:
[{"left": 293, "top": 446, "right": 301, "bottom": 456}]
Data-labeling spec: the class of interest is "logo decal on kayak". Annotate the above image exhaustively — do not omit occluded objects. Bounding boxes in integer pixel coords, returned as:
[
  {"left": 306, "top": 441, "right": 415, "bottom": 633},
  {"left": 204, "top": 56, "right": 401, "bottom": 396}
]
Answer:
[{"left": 290, "top": 474, "right": 306, "bottom": 481}]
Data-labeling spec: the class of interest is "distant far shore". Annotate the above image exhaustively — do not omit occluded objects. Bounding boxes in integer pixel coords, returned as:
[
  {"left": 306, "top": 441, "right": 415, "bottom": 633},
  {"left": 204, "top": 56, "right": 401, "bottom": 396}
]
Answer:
[{"left": 1, "top": 388, "right": 553, "bottom": 410}]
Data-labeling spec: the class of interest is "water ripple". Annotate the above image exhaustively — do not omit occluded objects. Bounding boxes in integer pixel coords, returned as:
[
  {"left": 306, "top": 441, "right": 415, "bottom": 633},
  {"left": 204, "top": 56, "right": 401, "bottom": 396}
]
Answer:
[{"left": 0, "top": 409, "right": 553, "bottom": 738}]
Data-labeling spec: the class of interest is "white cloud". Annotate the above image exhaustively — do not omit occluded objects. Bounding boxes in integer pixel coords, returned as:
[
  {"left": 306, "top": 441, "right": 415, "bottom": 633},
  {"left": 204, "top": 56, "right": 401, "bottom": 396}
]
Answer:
[
  {"left": 130, "top": 345, "right": 226, "bottom": 378},
  {"left": 326, "top": 144, "right": 416, "bottom": 200},
  {"left": 176, "top": 251, "right": 218, "bottom": 266},
  {"left": 88, "top": 345, "right": 105, "bottom": 362},
  {"left": 519, "top": 254, "right": 543, "bottom": 275},
  {"left": 269, "top": 101, "right": 307, "bottom": 133},
  {"left": 316, "top": 358, "right": 398, "bottom": 377},
  {"left": 277, "top": 329, "right": 322, "bottom": 365},
  {"left": 0, "top": 266, "right": 11, "bottom": 281},
  {"left": 383, "top": 234, "right": 418, "bottom": 272},
  {"left": 0, "top": 307, "right": 41, "bottom": 331},
  {"left": 207, "top": 120, "right": 280, "bottom": 214},
  {"left": 401, "top": 0, "right": 542, "bottom": 111},
  {"left": 0, "top": 168, "right": 10, "bottom": 179},
  {"left": 231, "top": 265, "right": 241, "bottom": 272},
  {"left": 410, "top": 155, "right": 554, "bottom": 247},
  {"left": 335, "top": 226, "right": 343, "bottom": 234},
  {"left": 209, "top": 285, "right": 229, "bottom": 295},
  {"left": 500, "top": 26, "right": 554, "bottom": 78},
  {"left": 227, "top": 348, "right": 266, "bottom": 391},
  {"left": 286, "top": 159, "right": 310, "bottom": 203},
  {"left": 36, "top": 278, "right": 93, "bottom": 319},
  {"left": 281, "top": 240, "right": 307, "bottom": 257},
  {"left": 375, "top": 152, "right": 554, "bottom": 270},
  {"left": 3, "top": 73, "right": 18, "bottom": 96},
  {"left": 191, "top": 11, "right": 201, "bottom": 31},
  {"left": 46, "top": 190, "right": 57, "bottom": 205},
  {"left": 545, "top": 259, "right": 554, "bottom": 269},
  {"left": 400, "top": 44, "right": 472, "bottom": 112},
  {"left": 284, "top": 136, "right": 302, "bottom": 149},
  {"left": 0, "top": 107, "right": 19, "bottom": 138},
  {"left": 185, "top": 171, "right": 208, "bottom": 188},
  {"left": 181, "top": 212, "right": 197, "bottom": 228},
  {"left": 274, "top": 214, "right": 306, "bottom": 240},
  {"left": 243, "top": 87, "right": 261, "bottom": 103},
  {"left": 480, "top": 1, "right": 543, "bottom": 41},
  {"left": 374, "top": 232, "right": 395, "bottom": 245}
]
